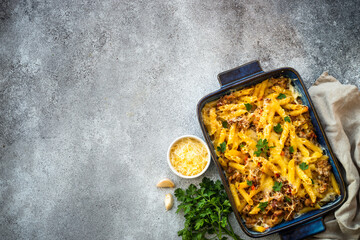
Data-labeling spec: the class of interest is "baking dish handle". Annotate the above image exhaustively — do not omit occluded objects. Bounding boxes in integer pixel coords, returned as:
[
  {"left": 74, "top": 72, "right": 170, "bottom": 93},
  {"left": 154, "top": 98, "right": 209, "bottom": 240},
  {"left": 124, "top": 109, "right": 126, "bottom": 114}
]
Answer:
[
  {"left": 217, "top": 60, "right": 264, "bottom": 87},
  {"left": 279, "top": 217, "right": 325, "bottom": 240}
]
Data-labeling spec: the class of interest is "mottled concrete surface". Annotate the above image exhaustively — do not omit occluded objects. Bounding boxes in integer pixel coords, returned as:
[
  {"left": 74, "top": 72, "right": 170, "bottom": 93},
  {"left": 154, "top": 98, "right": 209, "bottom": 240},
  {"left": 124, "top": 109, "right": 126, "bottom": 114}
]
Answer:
[{"left": 0, "top": 0, "right": 359, "bottom": 239}]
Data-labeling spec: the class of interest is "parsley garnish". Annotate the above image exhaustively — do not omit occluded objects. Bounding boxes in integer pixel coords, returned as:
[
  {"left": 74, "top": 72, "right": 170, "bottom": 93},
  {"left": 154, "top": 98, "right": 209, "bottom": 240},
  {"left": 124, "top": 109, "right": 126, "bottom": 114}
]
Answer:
[
  {"left": 277, "top": 93, "right": 286, "bottom": 99},
  {"left": 289, "top": 146, "right": 294, "bottom": 154},
  {"left": 254, "top": 139, "right": 270, "bottom": 157},
  {"left": 217, "top": 142, "right": 226, "bottom": 153},
  {"left": 284, "top": 116, "right": 291, "bottom": 123},
  {"left": 222, "top": 121, "right": 228, "bottom": 128},
  {"left": 246, "top": 180, "right": 253, "bottom": 186},
  {"left": 299, "top": 162, "right": 309, "bottom": 170},
  {"left": 175, "top": 178, "right": 241, "bottom": 240},
  {"left": 284, "top": 196, "right": 292, "bottom": 203},
  {"left": 244, "top": 103, "right": 252, "bottom": 111},
  {"left": 273, "top": 181, "right": 283, "bottom": 192},
  {"left": 273, "top": 123, "right": 283, "bottom": 133},
  {"left": 240, "top": 144, "right": 245, "bottom": 148},
  {"left": 311, "top": 179, "right": 314, "bottom": 184},
  {"left": 258, "top": 201, "right": 268, "bottom": 211}
]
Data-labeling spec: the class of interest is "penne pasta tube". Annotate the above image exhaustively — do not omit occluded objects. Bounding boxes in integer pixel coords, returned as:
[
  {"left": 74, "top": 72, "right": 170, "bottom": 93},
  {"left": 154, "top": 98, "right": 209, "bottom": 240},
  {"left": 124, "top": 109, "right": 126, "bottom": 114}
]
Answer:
[
  {"left": 230, "top": 184, "right": 242, "bottom": 212},
  {"left": 263, "top": 160, "right": 281, "bottom": 174},
  {"left": 289, "top": 125, "right": 298, "bottom": 153},
  {"left": 227, "top": 124, "right": 237, "bottom": 146},
  {"left": 232, "top": 87, "right": 254, "bottom": 97},
  {"left": 217, "top": 157, "right": 227, "bottom": 167},
  {"left": 228, "top": 162, "right": 246, "bottom": 174},
  {"left": 287, "top": 159, "right": 295, "bottom": 185},
  {"left": 218, "top": 129, "right": 227, "bottom": 147},
  {"left": 209, "top": 108, "right": 220, "bottom": 135},
  {"left": 296, "top": 166, "right": 312, "bottom": 185},
  {"left": 296, "top": 138, "right": 310, "bottom": 157},
  {"left": 298, "top": 187, "right": 307, "bottom": 197},
  {"left": 252, "top": 226, "right": 266, "bottom": 232},
  {"left": 238, "top": 187, "right": 253, "bottom": 205},
  {"left": 238, "top": 199, "right": 247, "bottom": 212},
  {"left": 278, "top": 97, "right": 292, "bottom": 105},
  {"left": 330, "top": 173, "right": 340, "bottom": 195},
  {"left": 249, "top": 204, "right": 261, "bottom": 215},
  {"left": 279, "top": 122, "right": 290, "bottom": 149},
  {"left": 252, "top": 84, "right": 261, "bottom": 98},
  {"left": 261, "top": 166, "right": 274, "bottom": 176},
  {"left": 283, "top": 103, "right": 300, "bottom": 110},
  {"left": 249, "top": 175, "right": 266, "bottom": 198},
  {"left": 292, "top": 175, "right": 302, "bottom": 194},
  {"left": 299, "top": 138, "right": 323, "bottom": 153},
  {"left": 298, "top": 204, "right": 321, "bottom": 214},
  {"left": 303, "top": 182, "right": 317, "bottom": 203},
  {"left": 258, "top": 80, "right": 268, "bottom": 100},
  {"left": 289, "top": 107, "right": 308, "bottom": 116}
]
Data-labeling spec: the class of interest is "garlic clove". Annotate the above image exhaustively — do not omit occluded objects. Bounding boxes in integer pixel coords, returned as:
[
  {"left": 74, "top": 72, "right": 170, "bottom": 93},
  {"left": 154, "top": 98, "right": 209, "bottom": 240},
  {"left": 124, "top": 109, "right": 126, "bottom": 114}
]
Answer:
[
  {"left": 165, "top": 193, "right": 174, "bottom": 211},
  {"left": 156, "top": 178, "right": 175, "bottom": 188}
]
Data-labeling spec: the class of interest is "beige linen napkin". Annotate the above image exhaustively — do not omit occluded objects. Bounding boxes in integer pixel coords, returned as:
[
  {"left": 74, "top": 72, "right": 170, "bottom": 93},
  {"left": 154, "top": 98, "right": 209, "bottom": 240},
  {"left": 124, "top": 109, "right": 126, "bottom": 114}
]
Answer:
[{"left": 306, "top": 72, "right": 360, "bottom": 240}]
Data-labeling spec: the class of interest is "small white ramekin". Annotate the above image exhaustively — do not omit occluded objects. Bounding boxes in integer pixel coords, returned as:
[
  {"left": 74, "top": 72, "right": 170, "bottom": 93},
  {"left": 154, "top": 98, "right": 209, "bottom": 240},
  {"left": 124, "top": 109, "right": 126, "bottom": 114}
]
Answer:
[{"left": 167, "top": 135, "right": 211, "bottom": 179}]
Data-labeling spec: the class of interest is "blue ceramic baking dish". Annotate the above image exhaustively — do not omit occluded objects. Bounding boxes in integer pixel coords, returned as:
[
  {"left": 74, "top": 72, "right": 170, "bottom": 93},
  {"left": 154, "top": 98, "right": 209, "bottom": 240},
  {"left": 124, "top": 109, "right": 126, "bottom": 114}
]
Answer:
[{"left": 196, "top": 61, "right": 346, "bottom": 240}]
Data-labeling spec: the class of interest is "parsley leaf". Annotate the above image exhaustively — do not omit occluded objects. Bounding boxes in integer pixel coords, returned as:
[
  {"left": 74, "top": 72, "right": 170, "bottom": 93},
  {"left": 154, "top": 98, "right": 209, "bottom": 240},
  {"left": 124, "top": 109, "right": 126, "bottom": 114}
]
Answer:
[
  {"left": 222, "top": 121, "right": 228, "bottom": 128},
  {"left": 284, "top": 196, "right": 292, "bottom": 203},
  {"left": 289, "top": 146, "right": 294, "bottom": 154},
  {"left": 244, "top": 103, "right": 252, "bottom": 111},
  {"left": 246, "top": 180, "right": 253, "bottom": 186},
  {"left": 217, "top": 142, "right": 226, "bottom": 153},
  {"left": 175, "top": 178, "right": 242, "bottom": 240},
  {"left": 254, "top": 150, "right": 261, "bottom": 156},
  {"left": 273, "top": 123, "right": 283, "bottom": 133},
  {"left": 277, "top": 93, "right": 286, "bottom": 99},
  {"left": 299, "top": 162, "right": 309, "bottom": 170},
  {"left": 194, "top": 219, "right": 205, "bottom": 230},
  {"left": 258, "top": 201, "right": 268, "bottom": 211},
  {"left": 311, "top": 179, "right": 314, "bottom": 184},
  {"left": 273, "top": 181, "right": 283, "bottom": 192},
  {"left": 240, "top": 144, "right": 245, "bottom": 148},
  {"left": 284, "top": 116, "right": 291, "bottom": 123},
  {"left": 254, "top": 139, "right": 270, "bottom": 157}
]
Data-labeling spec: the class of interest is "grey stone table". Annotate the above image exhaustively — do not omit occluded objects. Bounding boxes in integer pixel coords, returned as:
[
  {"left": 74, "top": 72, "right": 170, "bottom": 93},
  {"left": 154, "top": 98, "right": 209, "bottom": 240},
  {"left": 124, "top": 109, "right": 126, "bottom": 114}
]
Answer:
[{"left": 0, "top": 0, "right": 359, "bottom": 239}]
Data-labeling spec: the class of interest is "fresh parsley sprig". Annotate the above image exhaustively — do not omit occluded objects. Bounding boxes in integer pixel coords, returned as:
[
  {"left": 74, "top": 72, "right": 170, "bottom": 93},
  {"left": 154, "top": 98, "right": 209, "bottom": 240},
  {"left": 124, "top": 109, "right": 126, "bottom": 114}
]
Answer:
[
  {"left": 273, "top": 181, "right": 283, "bottom": 192},
  {"left": 299, "top": 162, "right": 309, "bottom": 170},
  {"left": 273, "top": 123, "right": 283, "bottom": 133},
  {"left": 244, "top": 103, "right": 252, "bottom": 111},
  {"left": 254, "top": 139, "right": 273, "bottom": 157},
  {"left": 246, "top": 180, "right": 253, "bottom": 186},
  {"left": 258, "top": 201, "right": 268, "bottom": 212},
  {"left": 175, "top": 178, "right": 242, "bottom": 240},
  {"left": 289, "top": 146, "right": 294, "bottom": 154},
  {"left": 277, "top": 93, "right": 286, "bottom": 99},
  {"left": 217, "top": 142, "right": 226, "bottom": 153}
]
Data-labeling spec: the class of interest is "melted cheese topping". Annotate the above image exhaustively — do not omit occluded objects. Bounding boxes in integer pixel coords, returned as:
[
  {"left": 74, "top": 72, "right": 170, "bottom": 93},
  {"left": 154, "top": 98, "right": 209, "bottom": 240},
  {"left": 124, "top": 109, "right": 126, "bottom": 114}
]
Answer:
[
  {"left": 288, "top": 83, "right": 301, "bottom": 104},
  {"left": 170, "top": 137, "right": 209, "bottom": 176}
]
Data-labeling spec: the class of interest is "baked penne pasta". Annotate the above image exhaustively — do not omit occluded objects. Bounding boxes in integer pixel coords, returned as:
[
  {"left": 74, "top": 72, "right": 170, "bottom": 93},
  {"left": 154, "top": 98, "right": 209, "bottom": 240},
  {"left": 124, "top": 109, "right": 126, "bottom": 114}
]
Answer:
[{"left": 202, "top": 77, "right": 340, "bottom": 232}]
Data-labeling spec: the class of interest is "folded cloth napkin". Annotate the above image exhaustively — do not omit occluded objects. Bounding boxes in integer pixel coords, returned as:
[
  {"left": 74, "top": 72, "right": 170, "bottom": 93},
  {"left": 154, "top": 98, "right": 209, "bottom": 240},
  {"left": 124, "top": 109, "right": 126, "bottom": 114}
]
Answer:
[{"left": 307, "top": 72, "right": 360, "bottom": 240}]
